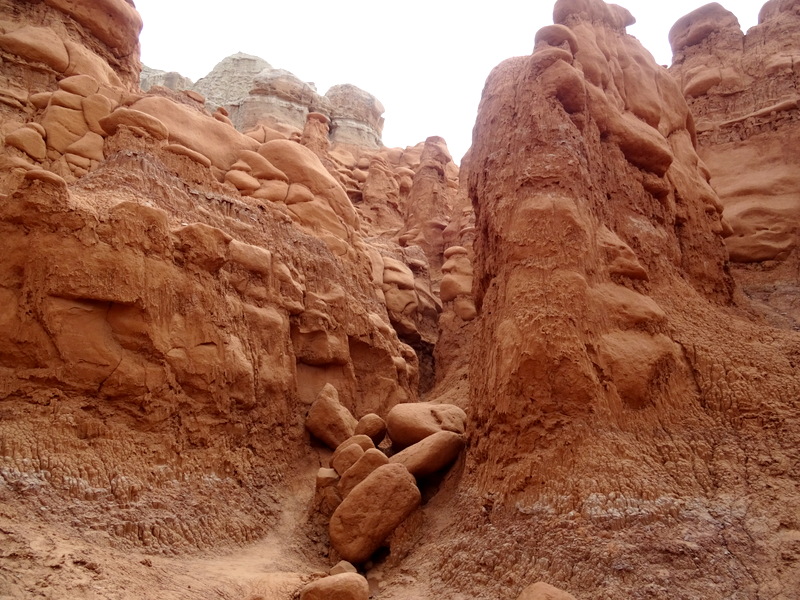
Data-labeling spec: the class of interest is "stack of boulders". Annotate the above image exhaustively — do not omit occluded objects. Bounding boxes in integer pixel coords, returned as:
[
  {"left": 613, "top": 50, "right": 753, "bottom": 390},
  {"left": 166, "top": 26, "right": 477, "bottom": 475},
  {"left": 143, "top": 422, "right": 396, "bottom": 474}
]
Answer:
[{"left": 302, "top": 383, "right": 467, "bottom": 596}]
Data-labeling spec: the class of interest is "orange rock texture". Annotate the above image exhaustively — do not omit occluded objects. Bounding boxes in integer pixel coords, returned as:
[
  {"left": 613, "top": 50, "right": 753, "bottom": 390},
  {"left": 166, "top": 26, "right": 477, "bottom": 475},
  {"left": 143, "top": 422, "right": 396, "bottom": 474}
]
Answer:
[
  {"left": 670, "top": 1, "right": 800, "bottom": 327},
  {"left": 1, "top": 0, "right": 800, "bottom": 599},
  {"left": 0, "top": 0, "right": 457, "bottom": 581},
  {"left": 383, "top": 0, "right": 800, "bottom": 598}
]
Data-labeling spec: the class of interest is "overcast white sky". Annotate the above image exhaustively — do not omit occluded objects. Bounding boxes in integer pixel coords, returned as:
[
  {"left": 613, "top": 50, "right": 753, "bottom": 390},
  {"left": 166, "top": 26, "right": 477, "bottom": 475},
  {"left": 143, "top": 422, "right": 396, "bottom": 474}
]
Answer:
[{"left": 135, "top": 1, "right": 761, "bottom": 163}]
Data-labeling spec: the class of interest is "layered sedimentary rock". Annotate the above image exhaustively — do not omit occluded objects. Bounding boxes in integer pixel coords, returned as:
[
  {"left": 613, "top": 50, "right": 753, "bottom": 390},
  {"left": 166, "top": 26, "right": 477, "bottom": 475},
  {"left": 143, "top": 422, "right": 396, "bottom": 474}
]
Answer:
[
  {"left": 7, "top": 0, "right": 800, "bottom": 598},
  {"left": 140, "top": 64, "right": 194, "bottom": 93},
  {"left": 227, "top": 66, "right": 328, "bottom": 134},
  {"left": 385, "top": 1, "right": 800, "bottom": 598},
  {"left": 0, "top": 0, "right": 141, "bottom": 98},
  {"left": 0, "top": 0, "right": 435, "bottom": 564},
  {"left": 326, "top": 84, "right": 385, "bottom": 149},
  {"left": 669, "top": 1, "right": 800, "bottom": 326},
  {"left": 192, "top": 52, "right": 271, "bottom": 110}
]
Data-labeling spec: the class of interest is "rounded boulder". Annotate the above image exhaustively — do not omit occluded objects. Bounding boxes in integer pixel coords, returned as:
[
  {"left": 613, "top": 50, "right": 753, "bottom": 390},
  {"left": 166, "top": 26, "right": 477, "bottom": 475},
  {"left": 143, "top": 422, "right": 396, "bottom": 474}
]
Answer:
[
  {"left": 300, "top": 573, "right": 369, "bottom": 600},
  {"left": 386, "top": 402, "right": 467, "bottom": 448},
  {"left": 329, "top": 463, "right": 420, "bottom": 564},
  {"left": 389, "top": 430, "right": 465, "bottom": 477}
]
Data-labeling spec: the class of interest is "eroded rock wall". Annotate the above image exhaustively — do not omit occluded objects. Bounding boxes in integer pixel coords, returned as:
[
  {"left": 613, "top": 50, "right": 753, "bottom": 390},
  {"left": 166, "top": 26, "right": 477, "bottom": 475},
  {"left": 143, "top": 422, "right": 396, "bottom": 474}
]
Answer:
[
  {"left": 0, "top": 0, "right": 429, "bottom": 558},
  {"left": 388, "top": 1, "right": 800, "bottom": 598},
  {"left": 669, "top": 1, "right": 800, "bottom": 327}
]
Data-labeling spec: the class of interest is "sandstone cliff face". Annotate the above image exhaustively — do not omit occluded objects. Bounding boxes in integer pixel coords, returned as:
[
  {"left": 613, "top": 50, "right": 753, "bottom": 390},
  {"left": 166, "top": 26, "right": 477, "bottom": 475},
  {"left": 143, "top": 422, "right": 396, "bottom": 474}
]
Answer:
[
  {"left": 0, "top": 0, "right": 431, "bottom": 566},
  {"left": 380, "top": 1, "right": 799, "bottom": 598},
  {"left": 669, "top": 1, "right": 800, "bottom": 328},
  {"left": 0, "top": 0, "right": 141, "bottom": 96},
  {"left": 3, "top": 0, "right": 800, "bottom": 599}
]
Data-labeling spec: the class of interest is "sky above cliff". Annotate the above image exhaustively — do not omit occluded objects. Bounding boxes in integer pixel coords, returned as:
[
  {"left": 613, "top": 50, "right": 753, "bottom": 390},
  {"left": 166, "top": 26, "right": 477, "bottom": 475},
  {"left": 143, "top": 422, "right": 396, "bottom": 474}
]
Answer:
[{"left": 135, "top": 0, "right": 760, "bottom": 163}]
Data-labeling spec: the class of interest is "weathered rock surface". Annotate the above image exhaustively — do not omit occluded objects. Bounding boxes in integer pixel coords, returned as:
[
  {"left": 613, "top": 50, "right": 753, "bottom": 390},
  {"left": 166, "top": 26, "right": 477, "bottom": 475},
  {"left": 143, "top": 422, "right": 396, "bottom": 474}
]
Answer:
[
  {"left": 518, "top": 582, "right": 578, "bottom": 600},
  {"left": 669, "top": 1, "right": 800, "bottom": 327},
  {"left": 386, "top": 402, "right": 467, "bottom": 448},
  {"left": 306, "top": 384, "right": 359, "bottom": 450},
  {"left": 192, "top": 52, "right": 271, "bottom": 110},
  {"left": 299, "top": 573, "right": 369, "bottom": 600},
  {"left": 354, "top": 413, "right": 387, "bottom": 445},
  {"left": 0, "top": 0, "right": 422, "bottom": 567},
  {"left": 331, "top": 444, "right": 364, "bottom": 476},
  {"left": 325, "top": 84, "right": 384, "bottom": 149},
  {"left": 395, "top": 1, "right": 800, "bottom": 599},
  {"left": 329, "top": 463, "right": 420, "bottom": 563},
  {"left": 4, "top": 1, "right": 800, "bottom": 599},
  {"left": 389, "top": 430, "right": 465, "bottom": 477},
  {"left": 140, "top": 64, "right": 194, "bottom": 93},
  {"left": 339, "top": 448, "right": 390, "bottom": 498}
]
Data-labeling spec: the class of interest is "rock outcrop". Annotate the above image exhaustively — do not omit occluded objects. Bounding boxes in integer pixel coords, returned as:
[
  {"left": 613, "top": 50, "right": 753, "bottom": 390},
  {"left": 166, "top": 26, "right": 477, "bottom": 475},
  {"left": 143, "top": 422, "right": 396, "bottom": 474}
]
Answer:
[
  {"left": 669, "top": 1, "right": 800, "bottom": 327},
  {"left": 0, "top": 0, "right": 436, "bottom": 562},
  {"left": 326, "top": 84, "right": 385, "bottom": 149},
  {"left": 395, "top": 1, "right": 800, "bottom": 598},
  {"left": 0, "top": 0, "right": 140, "bottom": 98},
  {"left": 4, "top": 0, "right": 800, "bottom": 599},
  {"left": 140, "top": 65, "right": 194, "bottom": 93},
  {"left": 192, "top": 52, "right": 271, "bottom": 110}
]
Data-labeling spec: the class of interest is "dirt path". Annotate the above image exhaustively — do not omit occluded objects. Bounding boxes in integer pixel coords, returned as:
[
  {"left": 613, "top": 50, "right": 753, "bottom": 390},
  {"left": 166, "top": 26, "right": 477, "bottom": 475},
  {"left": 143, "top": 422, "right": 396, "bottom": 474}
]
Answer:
[{"left": 0, "top": 456, "right": 327, "bottom": 600}]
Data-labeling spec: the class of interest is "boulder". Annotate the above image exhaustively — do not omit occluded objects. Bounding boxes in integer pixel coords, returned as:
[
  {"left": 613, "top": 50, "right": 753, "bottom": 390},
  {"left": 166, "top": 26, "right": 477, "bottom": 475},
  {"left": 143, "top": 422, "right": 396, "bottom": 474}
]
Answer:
[
  {"left": 334, "top": 435, "right": 375, "bottom": 454},
  {"left": 59, "top": 75, "right": 99, "bottom": 97},
  {"left": 0, "top": 26, "right": 69, "bottom": 73},
  {"left": 305, "top": 384, "right": 357, "bottom": 449},
  {"left": 64, "top": 132, "right": 104, "bottom": 162},
  {"left": 5, "top": 127, "right": 47, "bottom": 161},
  {"left": 41, "top": 106, "right": 89, "bottom": 152},
  {"left": 389, "top": 431, "right": 465, "bottom": 477},
  {"left": 299, "top": 573, "right": 369, "bottom": 600},
  {"left": 82, "top": 94, "right": 116, "bottom": 136},
  {"left": 329, "top": 463, "right": 420, "bottom": 563},
  {"left": 329, "top": 561, "right": 357, "bottom": 576},
  {"left": 44, "top": 0, "right": 143, "bottom": 58},
  {"left": 225, "top": 169, "right": 261, "bottom": 194},
  {"left": 258, "top": 139, "right": 358, "bottom": 228},
  {"left": 339, "top": 448, "right": 390, "bottom": 498},
  {"left": 130, "top": 96, "right": 259, "bottom": 170},
  {"left": 331, "top": 443, "right": 364, "bottom": 476},
  {"left": 236, "top": 150, "right": 288, "bottom": 181},
  {"left": 354, "top": 413, "right": 387, "bottom": 445},
  {"left": 386, "top": 402, "right": 467, "bottom": 448},
  {"left": 252, "top": 180, "right": 289, "bottom": 202},
  {"left": 314, "top": 467, "right": 341, "bottom": 517}
]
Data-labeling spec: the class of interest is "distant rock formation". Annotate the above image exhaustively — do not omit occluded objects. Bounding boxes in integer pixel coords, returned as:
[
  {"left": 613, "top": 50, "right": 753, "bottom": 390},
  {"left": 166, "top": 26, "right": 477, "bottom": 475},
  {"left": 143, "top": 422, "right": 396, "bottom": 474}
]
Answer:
[
  {"left": 193, "top": 52, "right": 271, "bottom": 109},
  {"left": 326, "top": 84, "right": 385, "bottom": 149},
  {"left": 140, "top": 64, "right": 194, "bottom": 92},
  {"left": 139, "top": 53, "right": 386, "bottom": 151},
  {"left": 670, "top": 0, "right": 800, "bottom": 326},
  {"left": 228, "top": 66, "right": 329, "bottom": 134}
]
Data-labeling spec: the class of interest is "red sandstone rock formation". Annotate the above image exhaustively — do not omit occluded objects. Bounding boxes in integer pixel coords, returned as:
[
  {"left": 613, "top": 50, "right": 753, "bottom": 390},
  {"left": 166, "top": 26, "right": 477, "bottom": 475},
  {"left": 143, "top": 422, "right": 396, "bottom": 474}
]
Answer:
[
  {"left": 0, "top": 0, "right": 437, "bottom": 586},
  {"left": 670, "top": 1, "right": 800, "bottom": 327},
  {"left": 3, "top": 0, "right": 799, "bottom": 598},
  {"left": 379, "top": 1, "right": 799, "bottom": 598}
]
